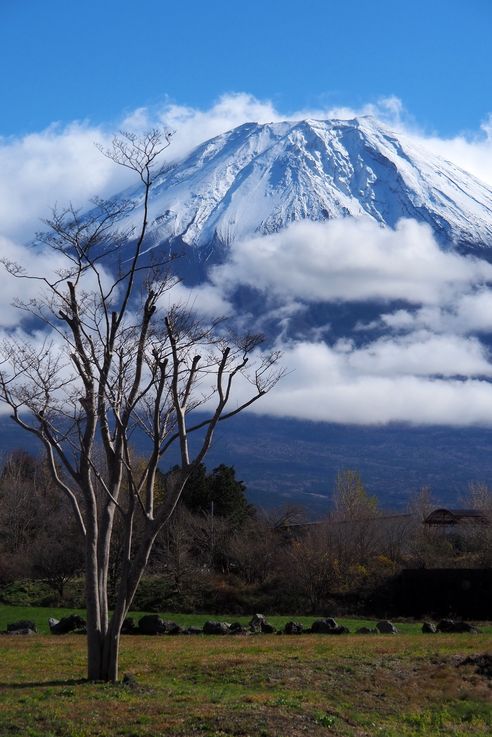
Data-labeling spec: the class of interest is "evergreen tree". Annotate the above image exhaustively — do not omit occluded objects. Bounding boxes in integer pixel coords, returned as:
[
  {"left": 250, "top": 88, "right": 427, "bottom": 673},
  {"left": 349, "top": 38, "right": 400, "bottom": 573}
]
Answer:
[{"left": 180, "top": 463, "right": 253, "bottom": 523}]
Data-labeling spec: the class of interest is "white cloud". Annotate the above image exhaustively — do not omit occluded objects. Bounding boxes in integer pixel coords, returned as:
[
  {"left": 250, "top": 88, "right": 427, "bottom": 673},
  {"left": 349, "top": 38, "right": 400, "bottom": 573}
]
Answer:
[
  {"left": 211, "top": 218, "right": 492, "bottom": 305},
  {"left": 0, "top": 234, "right": 116, "bottom": 329},
  {"left": 407, "top": 116, "right": 492, "bottom": 188},
  {"left": 160, "top": 281, "right": 233, "bottom": 318},
  {"left": 238, "top": 340, "right": 492, "bottom": 426},
  {"left": 0, "top": 235, "right": 66, "bottom": 327},
  {"left": 0, "top": 123, "right": 135, "bottom": 242},
  {"left": 340, "top": 332, "right": 491, "bottom": 378},
  {"left": 372, "top": 288, "right": 492, "bottom": 336}
]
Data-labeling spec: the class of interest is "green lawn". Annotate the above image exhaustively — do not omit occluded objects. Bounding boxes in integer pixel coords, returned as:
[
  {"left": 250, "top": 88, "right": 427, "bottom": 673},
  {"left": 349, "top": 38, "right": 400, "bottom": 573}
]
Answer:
[{"left": 1, "top": 628, "right": 491, "bottom": 736}]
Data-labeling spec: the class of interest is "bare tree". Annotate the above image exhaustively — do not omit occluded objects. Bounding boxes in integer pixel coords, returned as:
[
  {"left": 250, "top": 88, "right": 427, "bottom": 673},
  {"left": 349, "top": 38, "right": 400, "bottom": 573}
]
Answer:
[
  {"left": 406, "top": 485, "right": 436, "bottom": 522},
  {"left": 463, "top": 481, "right": 492, "bottom": 512},
  {"left": 331, "top": 469, "right": 378, "bottom": 521},
  {"left": 283, "top": 523, "right": 342, "bottom": 613},
  {"left": 0, "top": 130, "right": 283, "bottom": 682}
]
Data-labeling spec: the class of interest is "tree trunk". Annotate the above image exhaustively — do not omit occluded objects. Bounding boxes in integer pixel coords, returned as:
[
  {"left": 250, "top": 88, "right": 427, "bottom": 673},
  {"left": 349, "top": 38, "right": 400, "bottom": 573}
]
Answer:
[
  {"left": 101, "top": 625, "right": 121, "bottom": 682},
  {"left": 85, "top": 628, "right": 120, "bottom": 682},
  {"left": 85, "top": 528, "right": 103, "bottom": 681}
]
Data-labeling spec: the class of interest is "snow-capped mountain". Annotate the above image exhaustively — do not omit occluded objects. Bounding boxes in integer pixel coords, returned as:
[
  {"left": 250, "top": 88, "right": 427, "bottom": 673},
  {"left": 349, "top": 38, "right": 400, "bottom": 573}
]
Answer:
[{"left": 128, "top": 116, "right": 492, "bottom": 250}]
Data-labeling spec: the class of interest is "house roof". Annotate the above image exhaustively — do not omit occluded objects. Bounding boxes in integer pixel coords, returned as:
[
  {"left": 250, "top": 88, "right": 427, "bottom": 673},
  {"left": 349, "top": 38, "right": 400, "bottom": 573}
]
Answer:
[{"left": 424, "top": 508, "right": 490, "bottom": 525}]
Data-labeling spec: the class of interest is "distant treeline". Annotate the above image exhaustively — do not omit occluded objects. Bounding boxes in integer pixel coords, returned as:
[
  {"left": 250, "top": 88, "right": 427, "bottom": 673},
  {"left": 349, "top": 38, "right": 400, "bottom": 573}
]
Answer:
[{"left": 1, "top": 450, "right": 491, "bottom": 617}]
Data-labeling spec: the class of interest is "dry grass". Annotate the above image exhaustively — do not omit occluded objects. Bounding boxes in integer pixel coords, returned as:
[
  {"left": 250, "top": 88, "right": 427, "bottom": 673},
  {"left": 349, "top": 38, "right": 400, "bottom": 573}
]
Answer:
[{"left": 1, "top": 633, "right": 492, "bottom": 736}]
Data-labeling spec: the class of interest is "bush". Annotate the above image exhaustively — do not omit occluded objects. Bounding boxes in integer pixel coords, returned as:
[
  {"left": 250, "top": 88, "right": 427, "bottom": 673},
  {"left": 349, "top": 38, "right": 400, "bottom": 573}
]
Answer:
[{"left": 0, "top": 578, "right": 85, "bottom": 608}]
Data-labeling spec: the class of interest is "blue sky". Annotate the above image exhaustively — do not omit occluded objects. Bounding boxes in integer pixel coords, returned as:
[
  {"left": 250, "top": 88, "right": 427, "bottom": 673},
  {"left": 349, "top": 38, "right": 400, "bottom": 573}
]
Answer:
[{"left": 2, "top": 0, "right": 491, "bottom": 136}]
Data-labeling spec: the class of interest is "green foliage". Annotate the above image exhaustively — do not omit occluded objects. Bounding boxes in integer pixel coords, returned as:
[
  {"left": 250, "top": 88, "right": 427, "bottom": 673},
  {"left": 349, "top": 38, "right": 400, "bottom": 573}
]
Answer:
[
  {"left": 0, "top": 578, "right": 85, "bottom": 608},
  {"left": 332, "top": 468, "right": 378, "bottom": 519},
  {"left": 0, "top": 579, "right": 57, "bottom": 607},
  {"left": 179, "top": 464, "right": 254, "bottom": 523}
]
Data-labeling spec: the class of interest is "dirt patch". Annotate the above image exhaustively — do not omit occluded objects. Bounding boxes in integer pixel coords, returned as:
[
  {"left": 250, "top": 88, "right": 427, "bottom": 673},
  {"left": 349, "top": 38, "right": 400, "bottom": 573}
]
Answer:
[{"left": 459, "top": 653, "right": 492, "bottom": 679}]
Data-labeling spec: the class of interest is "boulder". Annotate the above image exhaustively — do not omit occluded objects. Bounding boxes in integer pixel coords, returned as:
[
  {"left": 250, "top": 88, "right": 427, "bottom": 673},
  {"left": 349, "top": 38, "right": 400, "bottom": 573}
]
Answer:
[
  {"left": 283, "top": 621, "right": 304, "bottom": 635},
  {"left": 122, "top": 673, "right": 139, "bottom": 688},
  {"left": 7, "top": 620, "right": 37, "bottom": 633},
  {"left": 162, "top": 621, "right": 183, "bottom": 635},
  {"left": 138, "top": 615, "right": 181, "bottom": 635},
  {"left": 49, "top": 614, "right": 86, "bottom": 634},
  {"left": 183, "top": 626, "right": 203, "bottom": 635},
  {"left": 249, "top": 613, "right": 267, "bottom": 632},
  {"left": 422, "top": 621, "right": 437, "bottom": 634},
  {"left": 138, "top": 615, "right": 166, "bottom": 635},
  {"left": 121, "top": 617, "right": 138, "bottom": 635},
  {"left": 324, "top": 617, "right": 338, "bottom": 629},
  {"left": 454, "top": 621, "right": 480, "bottom": 634},
  {"left": 437, "top": 619, "right": 480, "bottom": 634},
  {"left": 249, "top": 613, "right": 275, "bottom": 633},
  {"left": 436, "top": 618, "right": 455, "bottom": 633},
  {"left": 311, "top": 618, "right": 348, "bottom": 634},
  {"left": 203, "top": 620, "right": 231, "bottom": 635},
  {"left": 229, "top": 622, "right": 247, "bottom": 634},
  {"left": 376, "top": 620, "right": 398, "bottom": 634}
]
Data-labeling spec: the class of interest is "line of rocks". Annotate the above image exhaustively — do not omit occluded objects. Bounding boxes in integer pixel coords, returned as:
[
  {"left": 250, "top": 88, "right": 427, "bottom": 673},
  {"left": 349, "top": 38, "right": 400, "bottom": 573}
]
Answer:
[
  {"left": 1, "top": 613, "right": 482, "bottom": 636},
  {"left": 422, "top": 619, "right": 481, "bottom": 634}
]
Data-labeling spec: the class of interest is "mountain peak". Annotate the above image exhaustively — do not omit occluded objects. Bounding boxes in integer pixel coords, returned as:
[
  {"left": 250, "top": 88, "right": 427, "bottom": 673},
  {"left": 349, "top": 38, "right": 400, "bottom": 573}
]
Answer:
[{"left": 127, "top": 117, "right": 492, "bottom": 250}]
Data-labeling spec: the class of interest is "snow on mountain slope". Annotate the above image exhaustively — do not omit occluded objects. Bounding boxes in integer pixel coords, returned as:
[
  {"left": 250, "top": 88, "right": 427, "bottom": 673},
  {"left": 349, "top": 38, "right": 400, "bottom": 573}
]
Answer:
[{"left": 125, "top": 116, "right": 492, "bottom": 250}]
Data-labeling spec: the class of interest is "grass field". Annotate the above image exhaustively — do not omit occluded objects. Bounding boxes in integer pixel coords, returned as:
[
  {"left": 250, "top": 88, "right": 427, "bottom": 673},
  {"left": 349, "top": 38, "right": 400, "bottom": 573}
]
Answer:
[{"left": 1, "top": 607, "right": 492, "bottom": 736}]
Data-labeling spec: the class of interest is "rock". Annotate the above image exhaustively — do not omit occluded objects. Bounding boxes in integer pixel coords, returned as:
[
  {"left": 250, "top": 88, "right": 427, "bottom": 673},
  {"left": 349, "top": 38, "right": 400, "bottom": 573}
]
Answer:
[
  {"left": 422, "top": 621, "right": 437, "bottom": 634},
  {"left": 356, "top": 626, "right": 377, "bottom": 634},
  {"left": 310, "top": 618, "right": 348, "bottom": 634},
  {"left": 324, "top": 617, "right": 338, "bottom": 629},
  {"left": 7, "top": 620, "right": 37, "bottom": 633},
  {"left": 138, "top": 615, "right": 181, "bottom": 635},
  {"left": 138, "top": 615, "right": 166, "bottom": 635},
  {"left": 436, "top": 618, "right": 455, "bottom": 633},
  {"left": 49, "top": 614, "right": 86, "bottom": 634},
  {"left": 249, "top": 613, "right": 275, "bottom": 633},
  {"left": 283, "top": 621, "right": 304, "bottom": 635},
  {"left": 437, "top": 619, "right": 480, "bottom": 633},
  {"left": 311, "top": 619, "right": 333, "bottom": 633},
  {"left": 6, "top": 628, "right": 36, "bottom": 635},
  {"left": 183, "top": 626, "right": 203, "bottom": 635},
  {"left": 249, "top": 613, "right": 267, "bottom": 631},
  {"left": 376, "top": 620, "right": 398, "bottom": 634},
  {"left": 121, "top": 618, "right": 138, "bottom": 635},
  {"left": 163, "top": 621, "right": 183, "bottom": 635},
  {"left": 229, "top": 622, "right": 247, "bottom": 634},
  {"left": 122, "top": 673, "right": 139, "bottom": 688},
  {"left": 454, "top": 621, "right": 480, "bottom": 634},
  {"left": 203, "top": 620, "right": 231, "bottom": 635}
]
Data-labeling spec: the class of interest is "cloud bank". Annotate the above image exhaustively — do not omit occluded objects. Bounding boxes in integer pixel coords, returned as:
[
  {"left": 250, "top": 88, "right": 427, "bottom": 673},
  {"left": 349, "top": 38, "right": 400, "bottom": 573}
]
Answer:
[
  {"left": 192, "top": 215, "right": 492, "bottom": 427},
  {"left": 248, "top": 341, "right": 492, "bottom": 426},
  {"left": 211, "top": 218, "right": 492, "bottom": 305}
]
